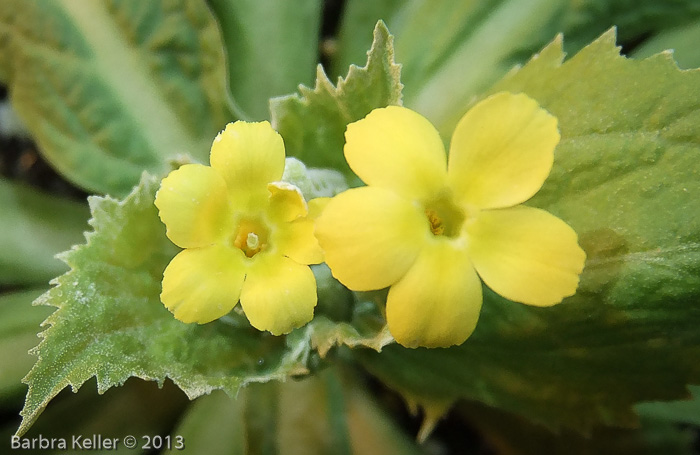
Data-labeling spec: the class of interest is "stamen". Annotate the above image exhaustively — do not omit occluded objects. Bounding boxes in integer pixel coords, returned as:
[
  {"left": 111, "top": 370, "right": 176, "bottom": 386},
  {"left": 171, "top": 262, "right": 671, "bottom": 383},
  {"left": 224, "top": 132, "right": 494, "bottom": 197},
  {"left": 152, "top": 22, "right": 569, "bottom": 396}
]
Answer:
[
  {"left": 426, "top": 209, "right": 445, "bottom": 236},
  {"left": 246, "top": 233, "right": 260, "bottom": 250},
  {"left": 423, "top": 191, "right": 466, "bottom": 238},
  {"left": 232, "top": 218, "right": 269, "bottom": 258}
]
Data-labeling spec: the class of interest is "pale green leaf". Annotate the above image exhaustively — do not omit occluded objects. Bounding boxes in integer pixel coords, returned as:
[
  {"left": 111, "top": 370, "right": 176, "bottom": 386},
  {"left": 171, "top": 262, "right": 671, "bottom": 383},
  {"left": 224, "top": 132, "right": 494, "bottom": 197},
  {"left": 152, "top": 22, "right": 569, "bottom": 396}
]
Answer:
[
  {"left": 165, "top": 368, "right": 424, "bottom": 455},
  {"left": 208, "top": 0, "right": 322, "bottom": 120},
  {"left": 333, "top": 0, "right": 554, "bottom": 86},
  {"left": 0, "top": 101, "right": 29, "bottom": 138},
  {"left": 329, "top": 0, "right": 404, "bottom": 79},
  {"left": 163, "top": 391, "right": 245, "bottom": 455},
  {"left": 308, "top": 317, "right": 392, "bottom": 359},
  {"left": 493, "top": 30, "right": 700, "bottom": 313},
  {"left": 334, "top": 0, "right": 700, "bottom": 137},
  {"left": 0, "top": 0, "right": 231, "bottom": 196},
  {"left": 270, "top": 21, "right": 402, "bottom": 177},
  {"left": 0, "top": 179, "right": 89, "bottom": 286},
  {"left": 281, "top": 158, "right": 349, "bottom": 200},
  {"left": 459, "top": 402, "right": 695, "bottom": 455},
  {"left": 562, "top": 0, "right": 700, "bottom": 52},
  {"left": 302, "top": 265, "right": 392, "bottom": 358},
  {"left": 388, "top": 0, "right": 566, "bottom": 136},
  {"left": 358, "top": 31, "right": 700, "bottom": 432},
  {"left": 632, "top": 19, "right": 700, "bottom": 70},
  {"left": 15, "top": 379, "right": 187, "bottom": 455},
  {"left": 307, "top": 280, "right": 392, "bottom": 357},
  {"left": 0, "top": 288, "right": 51, "bottom": 399},
  {"left": 18, "top": 175, "right": 310, "bottom": 436},
  {"left": 637, "top": 385, "right": 700, "bottom": 426}
]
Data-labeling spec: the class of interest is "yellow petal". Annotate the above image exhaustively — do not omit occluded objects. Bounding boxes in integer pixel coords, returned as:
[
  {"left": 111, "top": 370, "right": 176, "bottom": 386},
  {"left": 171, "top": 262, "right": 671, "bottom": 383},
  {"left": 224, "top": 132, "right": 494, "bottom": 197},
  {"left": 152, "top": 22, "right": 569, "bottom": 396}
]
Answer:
[
  {"left": 272, "top": 196, "right": 327, "bottom": 265},
  {"left": 267, "top": 181, "right": 307, "bottom": 222},
  {"left": 155, "top": 164, "right": 233, "bottom": 248},
  {"left": 161, "top": 245, "right": 246, "bottom": 323},
  {"left": 345, "top": 106, "right": 448, "bottom": 200},
  {"left": 210, "top": 121, "right": 285, "bottom": 210},
  {"left": 447, "top": 92, "right": 559, "bottom": 209},
  {"left": 315, "top": 186, "right": 428, "bottom": 291},
  {"left": 240, "top": 254, "right": 317, "bottom": 335},
  {"left": 467, "top": 206, "right": 586, "bottom": 306},
  {"left": 276, "top": 217, "right": 324, "bottom": 265},
  {"left": 308, "top": 197, "right": 330, "bottom": 219},
  {"left": 386, "top": 240, "right": 482, "bottom": 348}
]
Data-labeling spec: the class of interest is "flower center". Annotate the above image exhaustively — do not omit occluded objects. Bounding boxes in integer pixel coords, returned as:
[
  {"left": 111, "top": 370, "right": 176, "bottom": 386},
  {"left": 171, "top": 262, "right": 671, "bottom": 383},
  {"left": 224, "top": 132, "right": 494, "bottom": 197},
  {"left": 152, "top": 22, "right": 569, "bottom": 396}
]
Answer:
[
  {"left": 424, "top": 192, "right": 465, "bottom": 238},
  {"left": 232, "top": 218, "right": 269, "bottom": 258}
]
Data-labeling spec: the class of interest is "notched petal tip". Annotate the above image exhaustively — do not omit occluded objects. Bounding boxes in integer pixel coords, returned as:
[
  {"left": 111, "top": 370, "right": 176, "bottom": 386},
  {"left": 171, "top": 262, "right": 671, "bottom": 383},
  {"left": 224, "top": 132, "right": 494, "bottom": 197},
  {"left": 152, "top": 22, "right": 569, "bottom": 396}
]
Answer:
[
  {"left": 468, "top": 206, "right": 586, "bottom": 307},
  {"left": 267, "top": 181, "right": 308, "bottom": 222},
  {"left": 154, "top": 164, "right": 233, "bottom": 249},
  {"left": 277, "top": 217, "right": 324, "bottom": 265},
  {"left": 210, "top": 120, "right": 286, "bottom": 207},
  {"left": 161, "top": 245, "right": 246, "bottom": 324},
  {"left": 315, "top": 186, "right": 427, "bottom": 291},
  {"left": 386, "top": 241, "right": 483, "bottom": 349},
  {"left": 267, "top": 182, "right": 324, "bottom": 264},
  {"left": 240, "top": 255, "right": 317, "bottom": 335},
  {"left": 448, "top": 91, "right": 560, "bottom": 209},
  {"left": 344, "top": 105, "right": 447, "bottom": 200}
]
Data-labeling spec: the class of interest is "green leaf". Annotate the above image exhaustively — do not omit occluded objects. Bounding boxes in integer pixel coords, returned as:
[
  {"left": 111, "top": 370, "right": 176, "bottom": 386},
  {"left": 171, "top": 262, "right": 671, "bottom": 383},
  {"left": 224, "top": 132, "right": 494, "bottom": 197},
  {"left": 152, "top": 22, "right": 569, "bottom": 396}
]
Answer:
[
  {"left": 208, "top": 0, "right": 322, "bottom": 120},
  {"left": 13, "top": 379, "right": 188, "bottom": 455},
  {"left": 561, "top": 0, "right": 700, "bottom": 52},
  {"left": 637, "top": 385, "right": 700, "bottom": 426},
  {"left": 329, "top": 0, "right": 404, "bottom": 79},
  {"left": 18, "top": 175, "right": 310, "bottom": 436},
  {"left": 308, "top": 317, "right": 391, "bottom": 359},
  {"left": 0, "top": 0, "right": 231, "bottom": 196},
  {"left": 307, "top": 275, "right": 393, "bottom": 357},
  {"left": 493, "top": 30, "right": 700, "bottom": 317},
  {"left": 333, "top": 0, "right": 571, "bottom": 138},
  {"left": 287, "top": 264, "right": 393, "bottom": 359},
  {"left": 632, "top": 19, "right": 700, "bottom": 70},
  {"left": 387, "top": 0, "right": 568, "bottom": 137},
  {"left": 0, "top": 288, "right": 52, "bottom": 400},
  {"left": 270, "top": 21, "right": 402, "bottom": 177},
  {"left": 358, "top": 31, "right": 700, "bottom": 432},
  {"left": 459, "top": 402, "right": 695, "bottom": 455},
  {"left": 0, "top": 179, "right": 89, "bottom": 286},
  {"left": 164, "top": 391, "right": 245, "bottom": 455},
  {"left": 165, "top": 368, "right": 424, "bottom": 455},
  {"left": 333, "top": 0, "right": 700, "bottom": 138}
]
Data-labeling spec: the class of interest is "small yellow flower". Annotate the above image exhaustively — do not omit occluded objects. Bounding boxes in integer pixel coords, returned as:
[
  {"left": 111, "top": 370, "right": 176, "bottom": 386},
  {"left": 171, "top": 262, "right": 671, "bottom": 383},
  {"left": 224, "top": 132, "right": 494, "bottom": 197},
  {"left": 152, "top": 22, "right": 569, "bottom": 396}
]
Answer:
[
  {"left": 315, "top": 92, "right": 586, "bottom": 348},
  {"left": 154, "top": 121, "right": 324, "bottom": 335}
]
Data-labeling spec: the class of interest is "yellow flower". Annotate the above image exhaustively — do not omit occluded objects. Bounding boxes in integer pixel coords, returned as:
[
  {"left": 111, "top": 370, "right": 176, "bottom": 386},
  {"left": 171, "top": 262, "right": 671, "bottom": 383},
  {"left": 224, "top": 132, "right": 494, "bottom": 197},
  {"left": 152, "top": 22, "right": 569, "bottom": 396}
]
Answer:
[
  {"left": 315, "top": 92, "right": 586, "bottom": 348},
  {"left": 154, "top": 121, "right": 324, "bottom": 335}
]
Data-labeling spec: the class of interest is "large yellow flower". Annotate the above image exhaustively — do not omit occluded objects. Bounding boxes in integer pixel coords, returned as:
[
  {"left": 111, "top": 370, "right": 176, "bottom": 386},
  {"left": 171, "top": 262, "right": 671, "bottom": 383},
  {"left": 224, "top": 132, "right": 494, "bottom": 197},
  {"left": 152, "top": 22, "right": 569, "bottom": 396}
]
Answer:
[
  {"left": 154, "top": 121, "right": 323, "bottom": 335},
  {"left": 315, "top": 92, "right": 586, "bottom": 348}
]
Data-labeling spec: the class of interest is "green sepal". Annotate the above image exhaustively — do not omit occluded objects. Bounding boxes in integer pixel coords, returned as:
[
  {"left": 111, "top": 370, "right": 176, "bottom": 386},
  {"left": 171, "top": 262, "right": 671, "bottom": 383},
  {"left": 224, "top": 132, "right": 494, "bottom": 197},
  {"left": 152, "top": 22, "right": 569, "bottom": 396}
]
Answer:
[
  {"left": 281, "top": 158, "right": 348, "bottom": 200},
  {"left": 306, "top": 283, "right": 393, "bottom": 358}
]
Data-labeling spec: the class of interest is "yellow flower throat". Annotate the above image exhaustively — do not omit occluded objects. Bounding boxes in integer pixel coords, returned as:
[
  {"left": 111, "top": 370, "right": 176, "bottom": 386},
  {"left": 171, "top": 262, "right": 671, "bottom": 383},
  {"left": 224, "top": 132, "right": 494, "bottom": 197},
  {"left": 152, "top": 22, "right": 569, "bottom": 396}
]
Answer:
[
  {"left": 233, "top": 218, "right": 269, "bottom": 258},
  {"left": 424, "top": 193, "right": 465, "bottom": 238}
]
